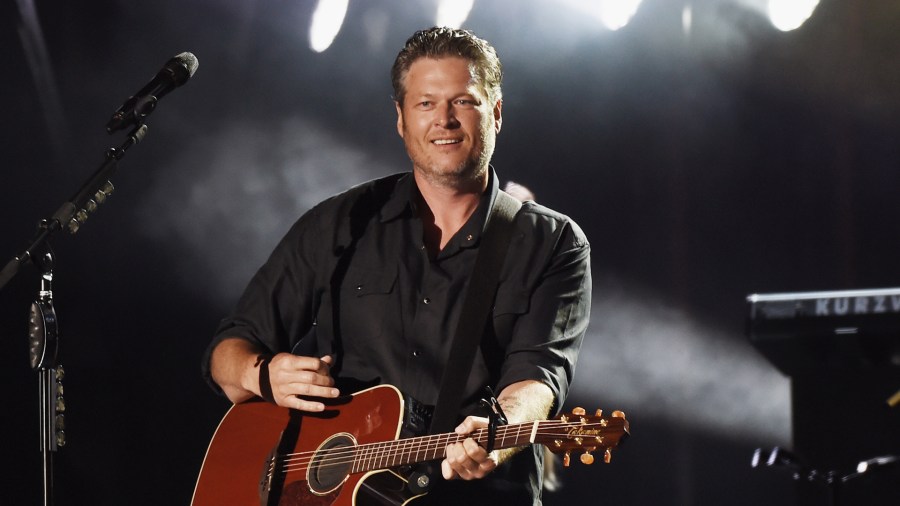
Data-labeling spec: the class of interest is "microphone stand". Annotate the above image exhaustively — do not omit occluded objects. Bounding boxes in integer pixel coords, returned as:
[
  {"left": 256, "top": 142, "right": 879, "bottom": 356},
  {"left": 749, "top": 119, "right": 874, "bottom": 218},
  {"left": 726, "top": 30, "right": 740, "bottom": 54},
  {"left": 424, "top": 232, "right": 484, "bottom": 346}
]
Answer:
[{"left": 1, "top": 123, "right": 149, "bottom": 506}]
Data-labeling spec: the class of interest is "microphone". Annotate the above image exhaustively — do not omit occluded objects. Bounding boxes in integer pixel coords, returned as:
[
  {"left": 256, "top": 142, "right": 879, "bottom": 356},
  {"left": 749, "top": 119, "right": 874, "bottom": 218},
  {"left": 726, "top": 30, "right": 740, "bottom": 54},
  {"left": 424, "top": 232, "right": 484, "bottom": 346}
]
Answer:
[{"left": 106, "top": 51, "right": 198, "bottom": 133}]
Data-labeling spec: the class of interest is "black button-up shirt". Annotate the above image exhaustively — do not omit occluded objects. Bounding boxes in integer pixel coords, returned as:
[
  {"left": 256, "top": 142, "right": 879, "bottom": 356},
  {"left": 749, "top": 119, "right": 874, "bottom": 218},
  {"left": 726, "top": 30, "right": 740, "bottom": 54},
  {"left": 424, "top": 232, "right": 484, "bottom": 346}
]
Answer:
[{"left": 203, "top": 169, "right": 591, "bottom": 503}]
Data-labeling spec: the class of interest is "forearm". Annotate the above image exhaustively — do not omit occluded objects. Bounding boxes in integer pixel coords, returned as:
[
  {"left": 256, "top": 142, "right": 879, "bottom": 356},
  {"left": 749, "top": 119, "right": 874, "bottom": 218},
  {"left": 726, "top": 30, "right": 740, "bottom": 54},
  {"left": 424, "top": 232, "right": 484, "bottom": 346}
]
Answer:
[
  {"left": 209, "top": 337, "right": 269, "bottom": 404},
  {"left": 495, "top": 380, "right": 554, "bottom": 465}
]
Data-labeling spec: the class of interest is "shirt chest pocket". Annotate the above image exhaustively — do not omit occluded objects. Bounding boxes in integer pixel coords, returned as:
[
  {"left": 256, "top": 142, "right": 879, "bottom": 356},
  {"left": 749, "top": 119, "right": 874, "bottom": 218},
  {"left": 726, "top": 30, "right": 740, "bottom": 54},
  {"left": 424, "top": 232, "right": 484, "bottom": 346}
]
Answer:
[
  {"left": 348, "top": 269, "right": 397, "bottom": 297},
  {"left": 339, "top": 267, "right": 399, "bottom": 342},
  {"left": 492, "top": 287, "right": 530, "bottom": 348}
]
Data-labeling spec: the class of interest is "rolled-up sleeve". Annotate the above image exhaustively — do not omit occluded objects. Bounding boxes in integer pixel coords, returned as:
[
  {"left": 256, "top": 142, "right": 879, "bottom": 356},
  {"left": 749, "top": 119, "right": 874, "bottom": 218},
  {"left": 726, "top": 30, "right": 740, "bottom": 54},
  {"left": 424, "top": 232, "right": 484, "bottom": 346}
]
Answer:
[
  {"left": 494, "top": 207, "right": 591, "bottom": 415},
  {"left": 200, "top": 208, "right": 325, "bottom": 393}
]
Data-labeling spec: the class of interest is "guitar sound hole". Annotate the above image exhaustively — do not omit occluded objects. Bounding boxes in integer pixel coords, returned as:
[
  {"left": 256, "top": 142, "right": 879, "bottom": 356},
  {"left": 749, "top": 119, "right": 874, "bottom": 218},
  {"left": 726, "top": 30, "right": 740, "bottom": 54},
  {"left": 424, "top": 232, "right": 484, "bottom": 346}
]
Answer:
[{"left": 308, "top": 433, "right": 356, "bottom": 495}]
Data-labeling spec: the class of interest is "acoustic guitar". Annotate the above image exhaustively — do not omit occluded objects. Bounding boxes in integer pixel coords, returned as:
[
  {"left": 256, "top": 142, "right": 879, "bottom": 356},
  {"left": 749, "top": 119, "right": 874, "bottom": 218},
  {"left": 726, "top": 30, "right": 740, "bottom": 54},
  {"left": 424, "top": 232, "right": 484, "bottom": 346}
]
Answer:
[{"left": 192, "top": 384, "right": 628, "bottom": 505}]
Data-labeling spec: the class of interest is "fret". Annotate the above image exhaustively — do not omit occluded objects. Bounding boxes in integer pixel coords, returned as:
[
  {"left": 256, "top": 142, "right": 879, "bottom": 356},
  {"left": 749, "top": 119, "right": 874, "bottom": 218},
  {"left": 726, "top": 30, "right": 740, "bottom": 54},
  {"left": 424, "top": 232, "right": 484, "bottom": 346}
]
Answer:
[
  {"left": 398, "top": 437, "right": 411, "bottom": 466},
  {"left": 415, "top": 438, "right": 428, "bottom": 462},
  {"left": 391, "top": 440, "right": 401, "bottom": 467},
  {"left": 406, "top": 439, "right": 421, "bottom": 464},
  {"left": 377, "top": 442, "right": 387, "bottom": 469},
  {"left": 394, "top": 439, "right": 405, "bottom": 467},
  {"left": 356, "top": 443, "right": 366, "bottom": 473},
  {"left": 364, "top": 442, "right": 375, "bottom": 471},
  {"left": 363, "top": 442, "right": 373, "bottom": 472}
]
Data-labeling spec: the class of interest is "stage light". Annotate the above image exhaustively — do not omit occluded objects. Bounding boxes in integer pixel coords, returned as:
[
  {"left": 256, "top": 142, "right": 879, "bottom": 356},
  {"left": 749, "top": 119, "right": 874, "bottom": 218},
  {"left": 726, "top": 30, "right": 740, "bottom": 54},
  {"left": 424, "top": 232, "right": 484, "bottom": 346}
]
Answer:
[
  {"left": 436, "top": 0, "right": 474, "bottom": 29},
  {"left": 559, "top": 0, "right": 642, "bottom": 31},
  {"left": 767, "top": 0, "right": 819, "bottom": 32},
  {"left": 309, "top": 0, "right": 349, "bottom": 52},
  {"left": 598, "top": 0, "right": 643, "bottom": 31},
  {"left": 682, "top": 4, "right": 693, "bottom": 35}
]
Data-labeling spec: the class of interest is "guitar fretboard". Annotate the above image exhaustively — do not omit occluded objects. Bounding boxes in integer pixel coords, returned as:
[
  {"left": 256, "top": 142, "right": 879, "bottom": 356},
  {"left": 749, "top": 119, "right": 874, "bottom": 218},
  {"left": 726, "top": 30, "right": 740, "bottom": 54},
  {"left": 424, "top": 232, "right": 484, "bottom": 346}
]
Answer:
[{"left": 350, "top": 421, "right": 535, "bottom": 473}]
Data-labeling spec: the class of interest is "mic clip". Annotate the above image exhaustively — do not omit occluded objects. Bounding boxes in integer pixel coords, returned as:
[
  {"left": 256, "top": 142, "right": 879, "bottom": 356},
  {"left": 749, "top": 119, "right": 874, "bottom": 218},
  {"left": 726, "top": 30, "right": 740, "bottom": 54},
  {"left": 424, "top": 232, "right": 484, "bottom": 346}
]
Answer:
[{"left": 107, "top": 95, "right": 158, "bottom": 133}]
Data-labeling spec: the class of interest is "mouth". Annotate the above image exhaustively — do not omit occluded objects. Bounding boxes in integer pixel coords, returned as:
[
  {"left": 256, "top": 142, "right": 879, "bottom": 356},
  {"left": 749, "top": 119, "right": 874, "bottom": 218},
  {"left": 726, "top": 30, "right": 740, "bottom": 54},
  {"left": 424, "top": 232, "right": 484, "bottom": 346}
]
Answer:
[{"left": 432, "top": 138, "right": 462, "bottom": 145}]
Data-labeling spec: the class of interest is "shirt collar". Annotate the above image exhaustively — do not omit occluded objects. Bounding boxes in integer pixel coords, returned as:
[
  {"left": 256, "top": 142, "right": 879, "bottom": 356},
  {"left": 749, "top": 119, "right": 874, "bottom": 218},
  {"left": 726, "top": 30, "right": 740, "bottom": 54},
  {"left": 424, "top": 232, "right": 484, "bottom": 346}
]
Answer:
[
  {"left": 379, "top": 172, "right": 415, "bottom": 222},
  {"left": 379, "top": 168, "right": 500, "bottom": 238}
]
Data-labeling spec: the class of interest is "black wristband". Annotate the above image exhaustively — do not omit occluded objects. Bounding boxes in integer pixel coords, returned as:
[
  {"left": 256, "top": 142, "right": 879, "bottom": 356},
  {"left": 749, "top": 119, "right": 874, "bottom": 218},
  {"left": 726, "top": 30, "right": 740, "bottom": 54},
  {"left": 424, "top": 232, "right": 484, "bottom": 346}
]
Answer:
[{"left": 256, "top": 354, "right": 275, "bottom": 403}]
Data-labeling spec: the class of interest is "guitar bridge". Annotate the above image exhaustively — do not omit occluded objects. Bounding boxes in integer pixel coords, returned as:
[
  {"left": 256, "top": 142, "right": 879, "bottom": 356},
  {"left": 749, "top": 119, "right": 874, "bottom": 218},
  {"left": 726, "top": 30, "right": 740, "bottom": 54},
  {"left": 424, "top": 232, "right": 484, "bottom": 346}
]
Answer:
[{"left": 259, "top": 447, "right": 284, "bottom": 506}]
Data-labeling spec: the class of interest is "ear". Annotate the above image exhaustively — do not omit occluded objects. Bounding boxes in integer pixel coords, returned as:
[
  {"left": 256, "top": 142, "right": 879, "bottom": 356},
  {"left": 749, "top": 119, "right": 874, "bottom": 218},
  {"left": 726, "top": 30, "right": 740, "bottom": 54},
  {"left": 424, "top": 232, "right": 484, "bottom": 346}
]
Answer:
[
  {"left": 493, "top": 99, "right": 503, "bottom": 134},
  {"left": 395, "top": 101, "right": 405, "bottom": 138}
]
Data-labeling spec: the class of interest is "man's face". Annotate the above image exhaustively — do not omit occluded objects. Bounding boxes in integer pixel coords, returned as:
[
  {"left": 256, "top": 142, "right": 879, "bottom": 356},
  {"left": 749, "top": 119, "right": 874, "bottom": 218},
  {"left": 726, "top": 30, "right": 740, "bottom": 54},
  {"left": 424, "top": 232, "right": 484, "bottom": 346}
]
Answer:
[{"left": 396, "top": 56, "right": 502, "bottom": 189}]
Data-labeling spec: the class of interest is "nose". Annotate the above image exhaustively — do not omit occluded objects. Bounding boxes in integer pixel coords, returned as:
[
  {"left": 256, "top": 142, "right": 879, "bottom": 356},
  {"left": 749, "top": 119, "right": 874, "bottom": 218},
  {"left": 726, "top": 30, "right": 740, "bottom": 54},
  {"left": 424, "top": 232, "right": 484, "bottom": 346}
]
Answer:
[{"left": 435, "top": 102, "right": 459, "bottom": 128}]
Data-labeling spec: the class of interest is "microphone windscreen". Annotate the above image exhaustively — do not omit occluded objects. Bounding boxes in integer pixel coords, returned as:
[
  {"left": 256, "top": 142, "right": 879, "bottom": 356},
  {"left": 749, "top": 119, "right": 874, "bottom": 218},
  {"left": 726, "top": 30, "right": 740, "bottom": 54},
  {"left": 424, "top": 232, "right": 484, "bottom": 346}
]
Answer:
[{"left": 169, "top": 52, "right": 199, "bottom": 85}]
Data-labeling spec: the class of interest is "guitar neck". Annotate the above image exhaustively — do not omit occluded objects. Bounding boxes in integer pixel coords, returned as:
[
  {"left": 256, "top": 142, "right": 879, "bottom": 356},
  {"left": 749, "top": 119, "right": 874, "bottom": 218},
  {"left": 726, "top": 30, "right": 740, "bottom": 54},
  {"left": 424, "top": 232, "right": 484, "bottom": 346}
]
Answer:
[{"left": 351, "top": 421, "right": 537, "bottom": 474}]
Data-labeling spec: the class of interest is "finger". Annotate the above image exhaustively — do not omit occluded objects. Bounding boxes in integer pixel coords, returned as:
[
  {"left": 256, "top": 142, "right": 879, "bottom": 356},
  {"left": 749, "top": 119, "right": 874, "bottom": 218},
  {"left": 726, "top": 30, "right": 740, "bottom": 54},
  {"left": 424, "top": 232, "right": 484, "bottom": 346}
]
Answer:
[
  {"left": 281, "top": 354, "right": 331, "bottom": 372},
  {"left": 446, "top": 442, "right": 480, "bottom": 480},
  {"left": 454, "top": 416, "right": 489, "bottom": 435},
  {"left": 279, "top": 369, "right": 335, "bottom": 388},
  {"left": 446, "top": 442, "right": 467, "bottom": 468},
  {"left": 462, "top": 438, "right": 488, "bottom": 461},
  {"left": 286, "top": 383, "right": 340, "bottom": 399},
  {"left": 441, "top": 459, "right": 458, "bottom": 480},
  {"left": 269, "top": 359, "right": 338, "bottom": 396},
  {"left": 285, "top": 395, "right": 328, "bottom": 412}
]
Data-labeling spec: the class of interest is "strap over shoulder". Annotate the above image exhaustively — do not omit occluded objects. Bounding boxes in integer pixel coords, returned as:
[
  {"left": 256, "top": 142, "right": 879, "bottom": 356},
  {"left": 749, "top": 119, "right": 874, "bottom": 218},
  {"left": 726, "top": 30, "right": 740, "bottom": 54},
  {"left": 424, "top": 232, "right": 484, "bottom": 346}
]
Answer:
[{"left": 429, "top": 188, "right": 523, "bottom": 435}]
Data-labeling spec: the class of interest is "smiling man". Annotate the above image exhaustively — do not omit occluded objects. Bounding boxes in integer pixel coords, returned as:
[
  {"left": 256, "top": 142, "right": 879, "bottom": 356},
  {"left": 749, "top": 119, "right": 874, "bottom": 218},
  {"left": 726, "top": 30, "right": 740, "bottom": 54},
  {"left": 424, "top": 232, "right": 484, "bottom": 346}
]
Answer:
[{"left": 203, "top": 27, "right": 591, "bottom": 505}]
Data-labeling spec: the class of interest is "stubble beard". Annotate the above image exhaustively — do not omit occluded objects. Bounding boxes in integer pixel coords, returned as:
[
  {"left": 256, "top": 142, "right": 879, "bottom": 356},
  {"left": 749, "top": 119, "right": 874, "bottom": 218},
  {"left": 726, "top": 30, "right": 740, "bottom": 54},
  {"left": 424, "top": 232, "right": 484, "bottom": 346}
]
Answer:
[{"left": 409, "top": 123, "right": 496, "bottom": 191}]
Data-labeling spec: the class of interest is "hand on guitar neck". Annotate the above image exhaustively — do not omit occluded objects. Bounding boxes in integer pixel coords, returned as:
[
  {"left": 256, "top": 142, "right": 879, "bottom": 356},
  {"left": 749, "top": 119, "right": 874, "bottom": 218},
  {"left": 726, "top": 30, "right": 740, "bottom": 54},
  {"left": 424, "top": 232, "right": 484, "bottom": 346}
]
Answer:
[{"left": 443, "top": 380, "right": 554, "bottom": 481}]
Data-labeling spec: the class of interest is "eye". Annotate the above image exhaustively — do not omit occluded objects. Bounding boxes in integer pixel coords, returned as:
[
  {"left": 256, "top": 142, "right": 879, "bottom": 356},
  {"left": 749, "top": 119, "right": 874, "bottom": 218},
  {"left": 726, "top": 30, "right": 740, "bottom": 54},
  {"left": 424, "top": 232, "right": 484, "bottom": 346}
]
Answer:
[{"left": 417, "top": 101, "right": 433, "bottom": 109}]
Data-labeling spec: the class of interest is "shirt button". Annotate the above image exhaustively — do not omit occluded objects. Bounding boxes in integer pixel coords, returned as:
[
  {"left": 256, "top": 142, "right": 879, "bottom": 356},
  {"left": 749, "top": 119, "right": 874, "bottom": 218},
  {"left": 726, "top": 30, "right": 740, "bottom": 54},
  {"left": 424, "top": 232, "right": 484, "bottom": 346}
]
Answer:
[
  {"left": 356, "top": 285, "right": 362, "bottom": 291},
  {"left": 422, "top": 297, "right": 431, "bottom": 304},
  {"left": 412, "top": 350, "right": 420, "bottom": 357}
]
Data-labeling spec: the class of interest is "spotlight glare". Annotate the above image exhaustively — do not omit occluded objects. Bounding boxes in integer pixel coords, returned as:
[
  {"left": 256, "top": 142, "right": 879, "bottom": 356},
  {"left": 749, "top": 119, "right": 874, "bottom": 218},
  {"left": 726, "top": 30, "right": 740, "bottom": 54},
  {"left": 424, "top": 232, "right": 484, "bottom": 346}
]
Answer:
[
  {"left": 682, "top": 5, "right": 693, "bottom": 35},
  {"left": 309, "top": 0, "right": 349, "bottom": 53},
  {"left": 767, "top": 0, "right": 819, "bottom": 32},
  {"left": 436, "top": 0, "right": 474, "bottom": 29},
  {"left": 598, "top": 0, "right": 643, "bottom": 31}
]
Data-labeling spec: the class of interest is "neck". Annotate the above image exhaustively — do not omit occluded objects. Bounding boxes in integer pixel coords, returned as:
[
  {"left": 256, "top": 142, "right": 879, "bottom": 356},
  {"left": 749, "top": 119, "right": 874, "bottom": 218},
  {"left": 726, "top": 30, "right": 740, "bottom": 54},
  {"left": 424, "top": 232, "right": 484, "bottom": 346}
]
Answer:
[{"left": 414, "top": 169, "right": 488, "bottom": 254}]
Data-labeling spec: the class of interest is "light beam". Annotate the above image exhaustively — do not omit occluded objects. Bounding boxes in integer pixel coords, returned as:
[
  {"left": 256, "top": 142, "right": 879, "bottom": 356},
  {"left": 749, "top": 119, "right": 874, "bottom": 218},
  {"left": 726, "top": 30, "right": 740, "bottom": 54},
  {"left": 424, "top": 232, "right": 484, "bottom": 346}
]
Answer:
[
  {"left": 574, "top": 276, "right": 791, "bottom": 444},
  {"left": 309, "top": 0, "right": 349, "bottom": 52}
]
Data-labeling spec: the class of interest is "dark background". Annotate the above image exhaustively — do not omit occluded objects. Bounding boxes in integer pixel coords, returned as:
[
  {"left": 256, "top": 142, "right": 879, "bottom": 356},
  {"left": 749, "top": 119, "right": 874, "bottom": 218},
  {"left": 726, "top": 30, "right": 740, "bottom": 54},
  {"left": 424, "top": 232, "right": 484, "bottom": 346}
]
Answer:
[{"left": 2, "top": 0, "right": 898, "bottom": 504}]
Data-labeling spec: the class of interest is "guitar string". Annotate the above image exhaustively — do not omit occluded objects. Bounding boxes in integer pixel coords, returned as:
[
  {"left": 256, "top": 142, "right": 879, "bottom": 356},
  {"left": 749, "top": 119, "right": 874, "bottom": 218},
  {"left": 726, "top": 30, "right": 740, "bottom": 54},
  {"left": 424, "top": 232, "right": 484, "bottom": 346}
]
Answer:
[
  {"left": 272, "top": 422, "right": 621, "bottom": 474},
  {"left": 277, "top": 421, "right": 608, "bottom": 467},
  {"left": 280, "top": 427, "right": 618, "bottom": 476},
  {"left": 277, "top": 421, "right": 618, "bottom": 467}
]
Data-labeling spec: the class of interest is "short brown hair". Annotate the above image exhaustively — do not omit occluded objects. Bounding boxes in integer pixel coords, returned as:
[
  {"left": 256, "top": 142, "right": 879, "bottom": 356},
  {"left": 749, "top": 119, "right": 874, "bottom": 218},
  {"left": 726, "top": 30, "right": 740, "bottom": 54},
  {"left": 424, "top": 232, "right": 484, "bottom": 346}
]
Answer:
[{"left": 391, "top": 27, "right": 503, "bottom": 106}]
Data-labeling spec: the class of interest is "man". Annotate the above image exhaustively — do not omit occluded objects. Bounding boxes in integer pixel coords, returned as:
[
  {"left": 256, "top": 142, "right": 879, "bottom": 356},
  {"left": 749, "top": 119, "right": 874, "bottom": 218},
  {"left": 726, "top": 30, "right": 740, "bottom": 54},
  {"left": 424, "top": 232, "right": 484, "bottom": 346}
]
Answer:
[{"left": 203, "top": 27, "right": 590, "bottom": 504}]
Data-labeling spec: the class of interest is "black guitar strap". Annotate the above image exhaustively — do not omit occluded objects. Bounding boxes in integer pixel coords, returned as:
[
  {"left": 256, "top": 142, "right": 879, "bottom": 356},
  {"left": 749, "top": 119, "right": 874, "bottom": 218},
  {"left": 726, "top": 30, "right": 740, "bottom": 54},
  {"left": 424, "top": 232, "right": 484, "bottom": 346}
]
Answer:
[{"left": 429, "top": 190, "right": 522, "bottom": 435}]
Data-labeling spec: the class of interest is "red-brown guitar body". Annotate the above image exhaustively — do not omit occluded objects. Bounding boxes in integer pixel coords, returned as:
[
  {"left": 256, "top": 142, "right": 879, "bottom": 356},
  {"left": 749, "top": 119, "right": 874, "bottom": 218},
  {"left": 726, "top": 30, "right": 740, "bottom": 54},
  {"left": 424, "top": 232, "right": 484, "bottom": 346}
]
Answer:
[{"left": 192, "top": 384, "right": 417, "bottom": 506}]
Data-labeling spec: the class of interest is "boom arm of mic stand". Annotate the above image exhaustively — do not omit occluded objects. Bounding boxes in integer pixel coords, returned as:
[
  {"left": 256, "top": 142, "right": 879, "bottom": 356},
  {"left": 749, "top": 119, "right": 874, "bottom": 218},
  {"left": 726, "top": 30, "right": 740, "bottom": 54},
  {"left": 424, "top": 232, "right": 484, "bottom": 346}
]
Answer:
[{"left": 0, "top": 124, "right": 148, "bottom": 292}]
